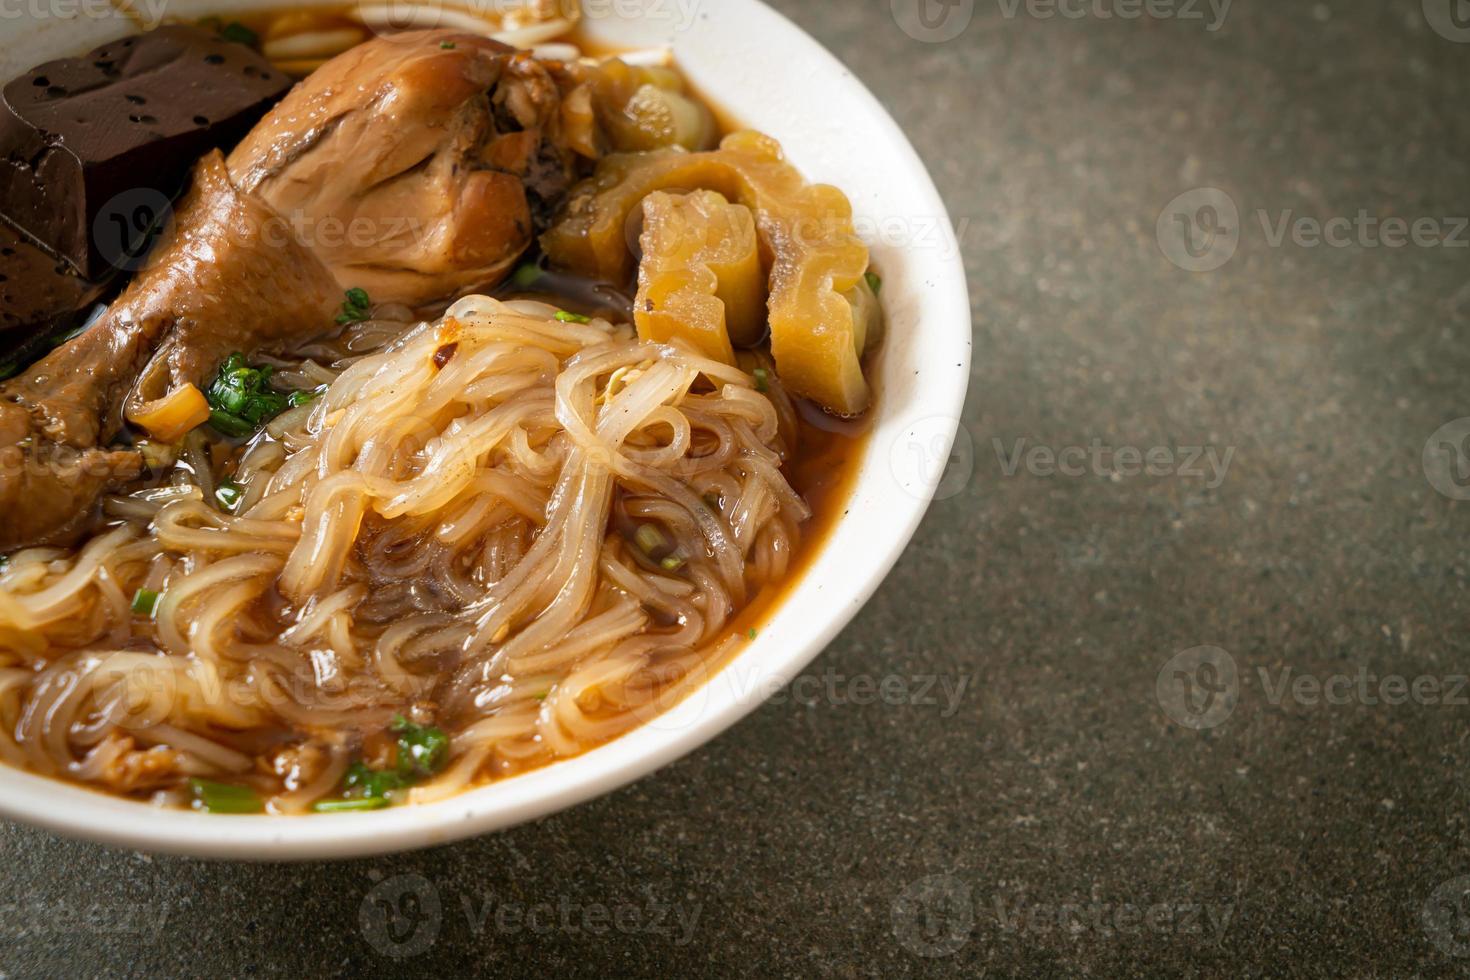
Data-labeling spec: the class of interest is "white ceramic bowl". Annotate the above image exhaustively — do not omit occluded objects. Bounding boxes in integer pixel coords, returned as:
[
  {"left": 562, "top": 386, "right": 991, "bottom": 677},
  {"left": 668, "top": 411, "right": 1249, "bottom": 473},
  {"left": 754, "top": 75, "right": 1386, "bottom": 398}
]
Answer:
[{"left": 0, "top": 0, "right": 970, "bottom": 859}]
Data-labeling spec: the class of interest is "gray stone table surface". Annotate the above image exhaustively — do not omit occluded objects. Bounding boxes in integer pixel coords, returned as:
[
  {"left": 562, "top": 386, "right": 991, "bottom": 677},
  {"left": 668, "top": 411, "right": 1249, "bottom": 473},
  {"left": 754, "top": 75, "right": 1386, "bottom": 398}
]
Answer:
[{"left": 4, "top": 1, "right": 1469, "bottom": 977}]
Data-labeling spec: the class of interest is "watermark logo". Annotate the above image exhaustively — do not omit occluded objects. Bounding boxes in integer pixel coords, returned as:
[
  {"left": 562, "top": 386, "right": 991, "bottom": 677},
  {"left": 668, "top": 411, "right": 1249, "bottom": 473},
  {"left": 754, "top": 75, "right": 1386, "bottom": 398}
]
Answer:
[
  {"left": 0, "top": 900, "right": 169, "bottom": 938},
  {"left": 891, "top": 874, "right": 1235, "bottom": 957},
  {"left": 994, "top": 438, "right": 1234, "bottom": 488},
  {"left": 583, "top": 0, "right": 702, "bottom": 32},
  {"left": 1259, "top": 666, "right": 1469, "bottom": 709},
  {"left": 1424, "top": 876, "right": 1470, "bottom": 957},
  {"left": 356, "top": 0, "right": 699, "bottom": 39},
  {"left": 892, "top": 874, "right": 975, "bottom": 957},
  {"left": 90, "top": 188, "right": 439, "bottom": 279},
  {"left": 1159, "top": 650, "right": 1470, "bottom": 725},
  {"left": 1423, "top": 0, "right": 1470, "bottom": 42},
  {"left": 892, "top": 0, "right": 976, "bottom": 42},
  {"left": 1157, "top": 188, "right": 1240, "bottom": 272},
  {"left": 360, "top": 873, "right": 443, "bottom": 960},
  {"left": 93, "top": 187, "right": 172, "bottom": 275},
  {"left": 996, "top": 0, "right": 1231, "bottom": 31},
  {"left": 0, "top": 0, "right": 169, "bottom": 29},
  {"left": 1423, "top": 417, "right": 1470, "bottom": 501},
  {"left": 462, "top": 894, "right": 699, "bottom": 943},
  {"left": 1256, "top": 210, "right": 1468, "bottom": 250},
  {"left": 775, "top": 669, "right": 972, "bottom": 717},
  {"left": 354, "top": 0, "right": 549, "bottom": 36},
  {"left": 1156, "top": 645, "right": 1238, "bottom": 730},
  {"left": 990, "top": 895, "right": 1234, "bottom": 941},
  {"left": 1161, "top": 189, "right": 1468, "bottom": 272},
  {"left": 891, "top": 416, "right": 974, "bottom": 501},
  {"left": 357, "top": 874, "right": 700, "bottom": 956}
]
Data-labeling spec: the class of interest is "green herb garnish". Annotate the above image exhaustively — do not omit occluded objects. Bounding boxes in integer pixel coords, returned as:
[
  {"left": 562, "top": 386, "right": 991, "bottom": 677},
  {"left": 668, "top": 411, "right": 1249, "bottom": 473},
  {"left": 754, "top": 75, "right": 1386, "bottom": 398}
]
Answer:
[
  {"left": 553, "top": 310, "right": 591, "bottom": 324},
  {"left": 511, "top": 263, "right": 543, "bottom": 289},
  {"left": 440, "top": 40, "right": 456, "bottom": 49},
  {"left": 189, "top": 778, "right": 263, "bottom": 814},
  {"left": 336, "top": 287, "right": 372, "bottom": 325},
  {"left": 342, "top": 762, "right": 410, "bottom": 800},
  {"left": 205, "top": 353, "right": 288, "bottom": 437},
  {"left": 215, "top": 478, "right": 244, "bottom": 513},
  {"left": 703, "top": 492, "right": 721, "bottom": 512},
  {"left": 288, "top": 385, "right": 327, "bottom": 408},
  {"left": 660, "top": 554, "right": 685, "bottom": 572},
  {"left": 325, "top": 717, "right": 451, "bottom": 812},
  {"left": 864, "top": 271, "right": 882, "bottom": 294},
  {"left": 313, "top": 797, "right": 391, "bottom": 813},
  {"left": 752, "top": 368, "right": 770, "bottom": 392},
  {"left": 390, "top": 715, "right": 450, "bottom": 778},
  {"left": 130, "top": 587, "right": 161, "bottom": 618},
  {"left": 747, "top": 628, "right": 757, "bottom": 640},
  {"left": 220, "top": 21, "right": 260, "bottom": 48}
]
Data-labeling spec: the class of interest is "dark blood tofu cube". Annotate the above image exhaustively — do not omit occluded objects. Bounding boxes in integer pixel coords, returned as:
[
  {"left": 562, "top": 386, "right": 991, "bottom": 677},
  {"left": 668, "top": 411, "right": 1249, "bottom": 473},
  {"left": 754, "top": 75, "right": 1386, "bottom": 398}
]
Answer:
[
  {"left": 0, "top": 26, "right": 289, "bottom": 280},
  {"left": 0, "top": 214, "right": 102, "bottom": 337}
]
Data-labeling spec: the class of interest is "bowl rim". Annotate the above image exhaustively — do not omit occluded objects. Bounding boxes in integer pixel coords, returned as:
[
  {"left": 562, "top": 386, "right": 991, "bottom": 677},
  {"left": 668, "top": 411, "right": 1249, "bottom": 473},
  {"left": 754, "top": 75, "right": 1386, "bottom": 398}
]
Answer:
[{"left": 0, "top": 0, "right": 971, "bottom": 860}]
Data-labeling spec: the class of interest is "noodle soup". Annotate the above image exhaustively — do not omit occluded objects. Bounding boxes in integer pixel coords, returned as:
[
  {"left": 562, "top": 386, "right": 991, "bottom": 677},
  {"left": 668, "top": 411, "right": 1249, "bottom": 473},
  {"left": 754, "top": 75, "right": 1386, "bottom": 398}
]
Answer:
[{"left": 0, "top": 9, "right": 884, "bottom": 815}]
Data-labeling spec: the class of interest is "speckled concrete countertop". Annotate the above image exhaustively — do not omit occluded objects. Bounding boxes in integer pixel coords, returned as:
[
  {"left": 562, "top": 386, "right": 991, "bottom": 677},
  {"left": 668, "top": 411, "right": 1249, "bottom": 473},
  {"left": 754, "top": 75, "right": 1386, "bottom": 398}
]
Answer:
[{"left": 5, "top": 1, "right": 1469, "bottom": 976}]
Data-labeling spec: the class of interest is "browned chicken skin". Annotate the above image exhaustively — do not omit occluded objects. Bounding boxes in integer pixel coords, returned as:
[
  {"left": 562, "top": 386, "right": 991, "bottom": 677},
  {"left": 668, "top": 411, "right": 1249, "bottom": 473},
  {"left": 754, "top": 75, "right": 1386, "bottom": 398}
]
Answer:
[
  {"left": 227, "top": 32, "right": 574, "bottom": 304},
  {"left": 0, "top": 31, "right": 579, "bottom": 551}
]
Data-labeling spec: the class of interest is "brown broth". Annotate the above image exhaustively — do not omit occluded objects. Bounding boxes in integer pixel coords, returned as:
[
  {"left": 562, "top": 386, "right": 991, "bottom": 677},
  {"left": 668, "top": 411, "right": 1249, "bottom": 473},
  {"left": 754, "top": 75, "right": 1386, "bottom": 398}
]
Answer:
[
  {"left": 234, "top": 12, "right": 879, "bottom": 781},
  {"left": 6, "top": 14, "right": 878, "bottom": 806}
]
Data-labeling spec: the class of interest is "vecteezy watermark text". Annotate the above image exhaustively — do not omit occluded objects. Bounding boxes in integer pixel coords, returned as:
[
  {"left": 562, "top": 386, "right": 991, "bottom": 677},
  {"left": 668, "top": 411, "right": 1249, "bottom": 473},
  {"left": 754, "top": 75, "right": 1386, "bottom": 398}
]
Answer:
[
  {"left": 891, "top": 0, "right": 1230, "bottom": 43},
  {"left": 1158, "top": 187, "right": 1469, "bottom": 272},
  {"left": 0, "top": 0, "right": 169, "bottom": 28},
  {"left": 0, "top": 900, "right": 168, "bottom": 939},
  {"left": 769, "top": 668, "right": 971, "bottom": 718},
  {"left": 994, "top": 438, "right": 1235, "bottom": 489},
  {"left": 1158, "top": 645, "right": 1470, "bottom": 730},
  {"left": 995, "top": 0, "right": 1230, "bottom": 31},
  {"left": 360, "top": 873, "right": 700, "bottom": 960},
  {"left": 890, "top": 873, "right": 1234, "bottom": 958}
]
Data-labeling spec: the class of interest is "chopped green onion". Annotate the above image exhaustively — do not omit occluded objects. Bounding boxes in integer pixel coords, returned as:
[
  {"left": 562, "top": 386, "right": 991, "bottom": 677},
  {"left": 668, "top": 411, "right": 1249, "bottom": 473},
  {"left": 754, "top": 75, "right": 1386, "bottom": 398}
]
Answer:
[
  {"left": 533, "top": 689, "right": 551, "bottom": 701},
  {"left": 207, "top": 411, "right": 255, "bottom": 438},
  {"left": 554, "top": 310, "right": 591, "bottom": 324},
  {"left": 634, "top": 523, "right": 667, "bottom": 555},
  {"left": 130, "top": 588, "right": 161, "bottom": 618},
  {"left": 752, "top": 368, "right": 770, "bottom": 392},
  {"left": 313, "top": 797, "right": 390, "bottom": 813},
  {"left": 288, "top": 385, "right": 327, "bottom": 408},
  {"left": 440, "top": 40, "right": 456, "bottom": 49},
  {"left": 205, "top": 353, "right": 289, "bottom": 437},
  {"left": 215, "top": 479, "right": 244, "bottom": 513},
  {"left": 511, "top": 263, "right": 543, "bottom": 288},
  {"left": 189, "top": 778, "right": 263, "bottom": 814},
  {"left": 703, "top": 492, "right": 721, "bottom": 512},
  {"left": 747, "top": 628, "right": 758, "bottom": 640},
  {"left": 336, "top": 287, "right": 372, "bottom": 325},
  {"left": 864, "top": 271, "right": 882, "bottom": 294},
  {"left": 220, "top": 21, "right": 259, "bottom": 47},
  {"left": 391, "top": 715, "right": 450, "bottom": 777},
  {"left": 343, "top": 762, "right": 409, "bottom": 800},
  {"left": 325, "top": 718, "right": 452, "bottom": 812},
  {"left": 660, "top": 554, "right": 685, "bottom": 572}
]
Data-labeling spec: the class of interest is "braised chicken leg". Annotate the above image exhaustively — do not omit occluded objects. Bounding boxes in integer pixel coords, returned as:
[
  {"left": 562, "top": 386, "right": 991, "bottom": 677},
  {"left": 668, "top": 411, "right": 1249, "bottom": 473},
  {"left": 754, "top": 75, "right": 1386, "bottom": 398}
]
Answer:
[{"left": 0, "top": 30, "right": 578, "bottom": 550}]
